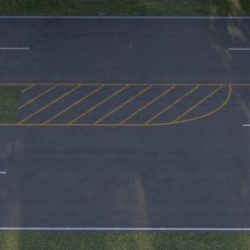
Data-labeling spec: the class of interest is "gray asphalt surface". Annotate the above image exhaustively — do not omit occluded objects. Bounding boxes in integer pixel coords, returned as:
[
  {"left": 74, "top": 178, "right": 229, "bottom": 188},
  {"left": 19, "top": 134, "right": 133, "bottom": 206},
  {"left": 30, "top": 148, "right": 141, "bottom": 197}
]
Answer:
[
  {"left": 0, "top": 18, "right": 250, "bottom": 229},
  {"left": 0, "top": 17, "right": 249, "bottom": 83},
  {"left": 1, "top": 87, "right": 250, "bottom": 228}
]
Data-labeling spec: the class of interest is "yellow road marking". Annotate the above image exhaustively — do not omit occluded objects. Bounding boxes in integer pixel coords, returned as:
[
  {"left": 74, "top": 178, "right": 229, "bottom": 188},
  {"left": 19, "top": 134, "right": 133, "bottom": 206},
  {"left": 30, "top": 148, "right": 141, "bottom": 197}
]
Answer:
[
  {"left": 18, "top": 85, "right": 57, "bottom": 110},
  {"left": 12, "top": 83, "right": 234, "bottom": 127},
  {"left": 0, "top": 83, "right": 249, "bottom": 87},
  {"left": 18, "top": 85, "right": 82, "bottom": 124},
  {"left": 44, "top": 85, "right": 104, "bottom": 124},
  {"left": 173, "top": 85, "right": 232, "bottom": 125},
  {"left": 21, "top": 84, "right": 35, "bottom": 93},
  {"left": 173, "top": 86, "right": 223, "bottom": 123},
  {"left": 145, "top": 85, "right": 200, "bottom": 124},
  {"left": 95, "top": 85, "right": 152, "bottom": 124},
  {"left": 69, "top": 85, "right": 129, "bottom": 124},
  {"left": 119, "top": 85, "right": 176, "bottom": 124}
]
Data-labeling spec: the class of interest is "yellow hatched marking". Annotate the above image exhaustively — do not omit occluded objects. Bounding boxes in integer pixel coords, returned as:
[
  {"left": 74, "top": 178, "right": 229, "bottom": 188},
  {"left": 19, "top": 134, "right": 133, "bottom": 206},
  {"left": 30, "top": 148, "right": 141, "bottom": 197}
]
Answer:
[
  {"left": 12, "top": 83, "right": 234, "bottom": 127},
  {"left": 18, "top": 85, "right": 57, "bottom": 110},
  {"left": 44, "top": 85, "right": 104, "bottom": 124},
  {"left": 119, "top": 85, "right": 176, "bottom": 124},
  {"left": 95, "top": 85, "right": 152, "bottom": 124},
  {"left": 173, "top": 86, "right": 223, "bottom": 123},
  {"left": 0, "top": 85, "right": 233, "bottom": 128},
  {"left": 21, "top": 84, "right": 35, "bottom": 94},
  {"left": 18, "top": 85, "right": 82, "bottom": 124},
  {"left": 69, "top": 85, "right": 129, "bottom": 124},
  {"left": 145, "top": 85, "right": 200, "bottom": 124}
]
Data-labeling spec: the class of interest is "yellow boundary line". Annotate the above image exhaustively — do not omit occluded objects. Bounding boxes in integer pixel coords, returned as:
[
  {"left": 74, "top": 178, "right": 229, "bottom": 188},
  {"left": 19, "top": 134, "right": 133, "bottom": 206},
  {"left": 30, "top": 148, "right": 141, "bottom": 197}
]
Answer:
[
  {"left": 172, "top": 84, "right": 232, "bottom": 125},
  {"left": 0, "top": 83, "right": 235, "bottom": 127},
  {"left": 173, "top": 86, "right": 223, "bottom": 122},
  {"left": 0, "top": 83, "right": 249, "bottom": 86}
]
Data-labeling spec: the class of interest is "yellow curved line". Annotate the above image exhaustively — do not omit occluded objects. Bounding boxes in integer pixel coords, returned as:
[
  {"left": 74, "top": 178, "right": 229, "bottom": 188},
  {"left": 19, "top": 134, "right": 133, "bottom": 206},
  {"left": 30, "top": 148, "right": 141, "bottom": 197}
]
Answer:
[{"left": 170, "top": 84, "right": 232, "bottom": 126}]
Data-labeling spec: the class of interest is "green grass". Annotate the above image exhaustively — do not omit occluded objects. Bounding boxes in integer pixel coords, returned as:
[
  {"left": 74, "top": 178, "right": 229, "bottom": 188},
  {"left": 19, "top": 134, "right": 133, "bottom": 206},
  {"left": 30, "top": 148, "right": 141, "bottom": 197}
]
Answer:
[
  {"left": 0, "top": 0, "right": 249, "bottom": 16},
  {"left": 1, "top": 232, "right": 250, "bottom": 250},
  {"left": 0, "top": 87, "right": 21, "bottom": 123}
]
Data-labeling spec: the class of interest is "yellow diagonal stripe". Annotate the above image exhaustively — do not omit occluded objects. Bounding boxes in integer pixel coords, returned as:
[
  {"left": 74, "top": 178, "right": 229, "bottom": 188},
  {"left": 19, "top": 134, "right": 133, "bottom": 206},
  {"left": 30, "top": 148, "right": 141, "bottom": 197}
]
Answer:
[
  {"left": 18, "top": 85, "right": 82, "bottom": 124},
  {"left": 119, "top": 85, "right": 176, "bottom": 124},
  {"left": 95, "top": 85, "right": 152, "bottom": 124},
  {"left": 173, "top": 86, "right": 223, "bottom": 123},
  {"left": 18, "top": 85, "right": 57, "bottom": 110},
  {"left": 44, "top": 85, "right": 104, "bottom": 124},
  {"left": 145, "top": 85, "right": 200, "bottom": 124},
  {"left": 21, "top": 84, "right": 35, "bottom": 94},
  {"left": 69, "top": 85, "right": 129, "bottom": 124}
]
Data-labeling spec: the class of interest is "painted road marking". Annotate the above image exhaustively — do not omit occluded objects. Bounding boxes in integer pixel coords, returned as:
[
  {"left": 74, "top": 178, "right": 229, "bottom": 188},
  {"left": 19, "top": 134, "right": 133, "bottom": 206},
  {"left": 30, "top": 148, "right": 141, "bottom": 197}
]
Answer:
[
  {"left": 19, "top": 85, "right": 81, "bottom": 124},
  {"left": 0, "top": 47, "right": 30, "bottom": 50},
  {"left": 229, "top": 48, "right": 250, "bottom": 51},
  {"left": 1, "top": 16, "right": 250, "bottom": 19},
  {"left": 44, "top": 85, "right": 104, "bottom": 124},
  {"left": 0, "top": 171, "right": 7, "bottom": 174},
  {"left": 0, "top": 83, "right": 248, "bottom": 87},
  {"left": 94, "top": 85, "right": 151, "bottom": 124},
  {"left": 21, "top": 84, "right": 35, "bottom": 93},
  {"left": 145, "top": 85, "right": 200, "bottom": 124},
  {"left": 173, "top": 86, "right": 223, "bottom": 123},
  {"left": 120, "top": 85, "right": 176, "bottom": 124},
  {"left": 69, "top": 85, "right": 129, "bottom": 124},
  {"left": 18, "top": 85, "right": 57, "bottom": 111},
  {"left": 243, "top": 124, "right": 250, "bottom": 127},
  {"left": 15, "top": 83, "right": 233, "bottom": 127},
  {"left": 1, "top": 227, "right": 250, "bottom": 231}
]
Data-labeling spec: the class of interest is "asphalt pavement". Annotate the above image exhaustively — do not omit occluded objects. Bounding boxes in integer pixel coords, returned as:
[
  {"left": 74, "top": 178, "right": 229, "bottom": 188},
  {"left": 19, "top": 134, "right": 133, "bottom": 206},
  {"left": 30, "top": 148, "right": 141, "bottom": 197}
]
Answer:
[
  {"left": 0, "top": 17, "right": 250, "bottom": 230},
  {"left": 0, "top": 17, "right": 249, "bottom": 83}
]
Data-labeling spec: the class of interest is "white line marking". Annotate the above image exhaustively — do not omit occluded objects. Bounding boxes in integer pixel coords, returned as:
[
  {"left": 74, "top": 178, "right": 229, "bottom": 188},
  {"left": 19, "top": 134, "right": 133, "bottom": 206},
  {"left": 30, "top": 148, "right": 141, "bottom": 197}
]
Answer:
[
  {"left": 229, "top": 48, "right": 250, "bottom": 51},
  {"left": 243, "top": 124, "right": 250, "bottom": 127},
  {"left": 0, "top": 227, "right": 250, "bottom": 231},
  {"left": 0, "top": 47, "right": 30, "bottom": 51},
  {"left": 0, "top": 171, "right": 7, "bottom": 174},
  {"left": 0, "top": 16, "right": 249, "bottom": 19}
]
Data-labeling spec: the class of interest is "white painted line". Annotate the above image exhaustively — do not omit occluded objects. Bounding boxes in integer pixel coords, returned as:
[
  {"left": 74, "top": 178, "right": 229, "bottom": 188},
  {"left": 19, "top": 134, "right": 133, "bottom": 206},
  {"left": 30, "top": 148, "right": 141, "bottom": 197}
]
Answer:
[
  {"left": 0, "top": 227, "right": 249, "bottom": 231},
  {"left": 0, "top": 47, "right": 30, "bottom": 51},
  {"left": 243, "top": 124, "right": 250, "bottom": 127},
  {"left": 0, "top": 171, "right": 7, "bottom": 174},
  {"left": 229, "top": 48, "right": 250, "bottom": 51},
  {"left": 0, "top": 16, "right": 249, "bottom": 19},
  {"left": 0, "top": 227, "right": 250, "bottom": 231}
]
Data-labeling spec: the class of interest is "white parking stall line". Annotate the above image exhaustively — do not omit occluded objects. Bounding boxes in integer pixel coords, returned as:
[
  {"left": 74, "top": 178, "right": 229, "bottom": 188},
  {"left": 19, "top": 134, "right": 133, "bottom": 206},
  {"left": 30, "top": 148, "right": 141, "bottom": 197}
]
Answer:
[
  {"left": 0, "top": 47, "right": 30, "bottom": 50},
  {"left": 1, "top": 227, "right": 250, "bottom": 231},
  {"left": 229, "top": 48, "right": 250, "bottom": 51}
]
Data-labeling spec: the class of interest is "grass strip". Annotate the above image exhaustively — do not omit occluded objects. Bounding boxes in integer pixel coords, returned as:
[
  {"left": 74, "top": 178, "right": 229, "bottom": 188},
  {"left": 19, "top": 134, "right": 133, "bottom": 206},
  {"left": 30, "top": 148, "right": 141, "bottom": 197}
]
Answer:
[
  {"left": 0, "top": 0, "right": 249, "bottom": 16},
  {"left": 0, "top": 86, "right": 22, "bottom": 123},
  {"left": 1, "top": 232, "right": 250, "bottom": 250}
]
